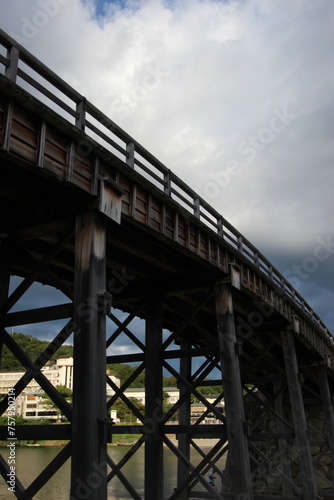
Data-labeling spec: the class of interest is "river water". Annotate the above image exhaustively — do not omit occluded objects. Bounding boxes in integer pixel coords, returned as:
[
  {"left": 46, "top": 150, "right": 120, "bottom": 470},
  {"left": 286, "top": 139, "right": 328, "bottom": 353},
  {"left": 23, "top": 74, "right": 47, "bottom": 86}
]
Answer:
[{"left": 0, "top": 443, "right": 226, "bottom": 499}]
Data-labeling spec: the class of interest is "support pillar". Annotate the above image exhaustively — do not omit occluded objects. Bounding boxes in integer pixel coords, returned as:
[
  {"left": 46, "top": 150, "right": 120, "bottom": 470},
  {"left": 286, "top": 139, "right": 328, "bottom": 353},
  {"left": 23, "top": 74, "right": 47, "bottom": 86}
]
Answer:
[
  {"left": 281, "top": 330, "right": 317, "bottom": 500},
  {"left": 144, "top": 296, "right": 163, "bottom": 500},
  {"left": 177, "top": 339, "right": 192, "bottom": 499},
  {"left": 273, "top": 382, "right": 292, "bottom": 496},
  {"left": 70, "top": 212, "right": 108, "bottom": 500},
  {"left": 0, "top": 237, "right": 11, "bottom": 367},
  {"left": 214, "top": 282, "right": 253, "bottom": 500},
  {"left": 317, "top": 364, "right": 334, "bottom": 474}
]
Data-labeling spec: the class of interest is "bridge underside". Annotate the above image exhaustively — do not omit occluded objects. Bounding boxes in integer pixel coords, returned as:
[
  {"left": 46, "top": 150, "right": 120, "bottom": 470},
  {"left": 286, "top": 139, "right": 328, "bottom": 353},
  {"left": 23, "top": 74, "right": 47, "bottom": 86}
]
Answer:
[
  {"left": 1, "top": 155, "right": 334, "bottom": 500},
  {"left": 0, "top": 31, "right": 334, "bottom": 500}
]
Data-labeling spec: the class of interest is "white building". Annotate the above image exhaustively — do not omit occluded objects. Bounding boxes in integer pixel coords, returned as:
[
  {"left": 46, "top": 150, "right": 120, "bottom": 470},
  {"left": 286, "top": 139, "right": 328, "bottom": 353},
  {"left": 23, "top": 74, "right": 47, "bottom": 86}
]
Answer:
[{"left": 0, "top": 357, "right": 120, "bottom": 421}]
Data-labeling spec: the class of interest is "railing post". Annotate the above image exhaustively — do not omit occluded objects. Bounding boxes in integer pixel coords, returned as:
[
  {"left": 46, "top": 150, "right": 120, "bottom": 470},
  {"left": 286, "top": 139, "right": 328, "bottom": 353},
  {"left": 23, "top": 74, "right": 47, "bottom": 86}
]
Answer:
[
  {"left": 217, "top": 218, "right": 223, "bottom": 237},
  {"left": 5, "top": 45, "right": 19, "bottom": 82},
  {"left": 164, "top": 170, "right": 172, "bottom": 196},
  {"left": 254, "top": 251, "right": 259, "bottom": 267},
  {"left": 237, "top": 236, "right": 243, "bottom": 253},
  {"left": 126, "top": 141, "right": 135, "bottom": 168},
  {"left": 75, "top": 97, "right": 86, "bottom": 132},
  {"left": 193, "top": 198, "right": 200, "bottom": 219}
]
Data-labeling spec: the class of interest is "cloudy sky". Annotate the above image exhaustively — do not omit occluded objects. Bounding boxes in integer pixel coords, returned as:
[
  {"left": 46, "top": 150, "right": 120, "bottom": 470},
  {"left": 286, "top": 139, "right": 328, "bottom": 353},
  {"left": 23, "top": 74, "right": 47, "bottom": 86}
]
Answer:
[{"left": 0, "top": 0, "right": 333, "bottom": 345}]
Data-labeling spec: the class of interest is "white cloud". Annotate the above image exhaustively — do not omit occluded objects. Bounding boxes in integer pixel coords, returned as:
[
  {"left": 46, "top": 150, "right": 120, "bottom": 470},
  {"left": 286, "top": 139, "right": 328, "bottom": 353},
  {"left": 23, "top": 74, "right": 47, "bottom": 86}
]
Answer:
[{"left": 1, "top": 0, "right": 333, "bottom": 330}]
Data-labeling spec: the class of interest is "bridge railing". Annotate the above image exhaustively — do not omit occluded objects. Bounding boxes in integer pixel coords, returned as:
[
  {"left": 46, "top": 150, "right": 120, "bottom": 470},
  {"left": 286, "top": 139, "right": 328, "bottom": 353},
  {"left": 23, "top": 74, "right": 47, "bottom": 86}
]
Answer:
[{"left": 0, "top": 29, "right": 331, "bottom": 340}]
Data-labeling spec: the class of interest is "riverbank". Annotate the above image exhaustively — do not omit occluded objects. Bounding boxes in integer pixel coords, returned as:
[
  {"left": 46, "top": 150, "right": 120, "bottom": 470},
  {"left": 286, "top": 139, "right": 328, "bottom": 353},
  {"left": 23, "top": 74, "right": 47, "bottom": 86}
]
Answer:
[{"left": 0, "top": 436, "right": 220, "bottom": 447}]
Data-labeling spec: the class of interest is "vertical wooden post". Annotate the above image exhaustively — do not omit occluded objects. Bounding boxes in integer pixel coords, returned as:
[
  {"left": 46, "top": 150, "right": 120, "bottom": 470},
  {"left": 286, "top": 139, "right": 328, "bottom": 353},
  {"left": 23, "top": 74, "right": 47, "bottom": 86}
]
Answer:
[
  {"left": 177, "top": 339, "right": 192, "bottom": 499},
  {"left": 273, "top": 383, "right": 292, "bottom": 496},
  {"left": 214, "top": 282, "right": 253, "bottom": 500},
  {"left": 145, "top": 295, "right": 163, "bottom": 500},
  {"left": 0, "top": 238, "right": 11, "bottom": 367},
  {"left": 70, "top": 212, "right": 107, "bottom": 500},
  {"left": 317, "top": 364, "right": 334, "bottom": 473},
  {"left": 281, "top": 330, "right": 317, "bottom": 500}
]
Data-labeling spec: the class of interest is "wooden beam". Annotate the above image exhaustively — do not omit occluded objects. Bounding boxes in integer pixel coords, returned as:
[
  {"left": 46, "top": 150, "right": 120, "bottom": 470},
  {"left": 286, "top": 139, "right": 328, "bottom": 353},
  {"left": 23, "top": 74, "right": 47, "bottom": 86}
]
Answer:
[
  {"left": 317, "top": 364, "right": 334, "bottom": 474},
  {"left": 144, "top": 295, "right": 163, "bottom": 500},
  {"left": 177, "top": 339, "right": 192, "bottom": 500},
  {"left": 0, "top": 424, "right": 71, "bottom": 441},
  {"left": 281, "top": 330, "right": 318, "bottom": 500},
  {"left": 0, "top": 236, "right": 11, "bottom": 368},
  {"left": 273, "top": 382, "right": 293, "bottom": 496},
  {"left": 0, "top": 229, "right": 73, "bottom": 315},
  {"left": 1, "top": 303, "right": 73, "bottom": 327},
  {"left": 71, "top": 212, "right": 108, "bottom": 500},
  {"left": 214, "top": 282, "right": 254, "bottom": 499}
]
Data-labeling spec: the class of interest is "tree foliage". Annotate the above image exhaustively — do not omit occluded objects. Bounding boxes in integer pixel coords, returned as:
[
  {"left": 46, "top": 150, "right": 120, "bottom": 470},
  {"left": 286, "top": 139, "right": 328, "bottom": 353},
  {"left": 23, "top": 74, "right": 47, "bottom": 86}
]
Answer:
[
  {"left": 0, "top": 333, "right": 73, "bottom": 371},
  {"left": 111, "top": 396, "right": 143, "bottom": 422}
]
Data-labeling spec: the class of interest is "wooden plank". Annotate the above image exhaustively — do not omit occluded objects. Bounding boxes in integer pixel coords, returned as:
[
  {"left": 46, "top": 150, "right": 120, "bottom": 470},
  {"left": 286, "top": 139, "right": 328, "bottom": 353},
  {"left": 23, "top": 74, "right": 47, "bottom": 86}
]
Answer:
[
  {"left": 10, "top": 105, "right": 39, "bottom": 161},
  {"left": 43, "top": 124, "right": 69, "bottom": 180},
  {"left": 150, "top": 197, "right": 162, "bottom": 232},
  {"left": 98, "top": 179, "right": 122, "bottom": 224}
]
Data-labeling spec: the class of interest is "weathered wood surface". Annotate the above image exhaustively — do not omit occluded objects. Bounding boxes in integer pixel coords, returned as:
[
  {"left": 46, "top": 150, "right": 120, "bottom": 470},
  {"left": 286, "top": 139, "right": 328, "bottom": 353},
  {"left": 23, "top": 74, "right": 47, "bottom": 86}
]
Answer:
[
  {"left": 1, "top": 28, "right": 334, "bottom": 500},
  {"left": 0, "top": 88, "right": 332, "bottom": 366}
]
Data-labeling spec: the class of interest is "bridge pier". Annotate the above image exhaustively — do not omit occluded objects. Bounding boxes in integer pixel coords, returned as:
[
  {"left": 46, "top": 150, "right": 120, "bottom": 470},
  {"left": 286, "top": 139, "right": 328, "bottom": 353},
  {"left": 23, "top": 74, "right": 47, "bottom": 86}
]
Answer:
[
  {"left": 70, "top": 212, "right": 108, "bottom": 500},
  {"left": 177, "top": 338, "right": 191, "bottom": 499},
  {"left": 144, "top": 295, "right": 164, "bottom": 500},
  {"left": 0, "top": 238, "right": 11, "bottom": 366},
  {"left": 273, "top": 382, "right": 293, "bottom": 496},
  {"left": 318, "top": 364, "right": 334, "bottom": 476},
  {"left": 215, "top": 282, "right": 254, "bottom": 500},
  {"left": 281, "top": 330, "right": 318, "bottom": 500}
]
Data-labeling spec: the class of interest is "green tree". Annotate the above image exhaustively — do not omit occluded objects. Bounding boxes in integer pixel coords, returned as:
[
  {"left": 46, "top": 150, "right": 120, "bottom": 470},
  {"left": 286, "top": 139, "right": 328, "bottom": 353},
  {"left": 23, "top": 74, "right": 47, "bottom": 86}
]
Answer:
[
  {"left": 0, "top": 333, "right": 73, "bottom": 371},
  {"left": 41, "top": 385, "right": 72, "bottom": 420},
  {"left": 111, "top": 396, "right": 143, "bottom": 423},
  {"left": 107, "top": 363, "right": 145, "bottom": 387}
]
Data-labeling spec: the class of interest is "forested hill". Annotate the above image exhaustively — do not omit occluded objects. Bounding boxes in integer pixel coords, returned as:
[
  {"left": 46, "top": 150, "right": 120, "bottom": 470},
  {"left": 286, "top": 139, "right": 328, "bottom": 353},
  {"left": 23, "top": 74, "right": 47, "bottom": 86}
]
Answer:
[
  {"left": 0, "top": 333, "right": 178, "bottom": 389},
  {"left": 0, "top": 332, "right": 74, "bottom": 371}
]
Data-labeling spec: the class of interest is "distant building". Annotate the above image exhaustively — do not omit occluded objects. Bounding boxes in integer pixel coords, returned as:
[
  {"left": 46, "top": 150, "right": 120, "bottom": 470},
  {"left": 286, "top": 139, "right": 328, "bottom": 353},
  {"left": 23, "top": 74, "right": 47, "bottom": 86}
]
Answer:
[
  {"left": 0, "top": 357, "right": 120, "bottom": 421},
  {"left": 123, "top": 387, "right": 225, "bottom": 424}
]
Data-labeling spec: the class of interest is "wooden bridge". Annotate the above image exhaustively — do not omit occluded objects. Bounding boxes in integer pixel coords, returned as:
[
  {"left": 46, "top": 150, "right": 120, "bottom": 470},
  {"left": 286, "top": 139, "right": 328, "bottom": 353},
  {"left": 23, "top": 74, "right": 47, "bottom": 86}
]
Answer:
[{"left": 0, "top": 29, "right": 334, "bottom": 500}]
